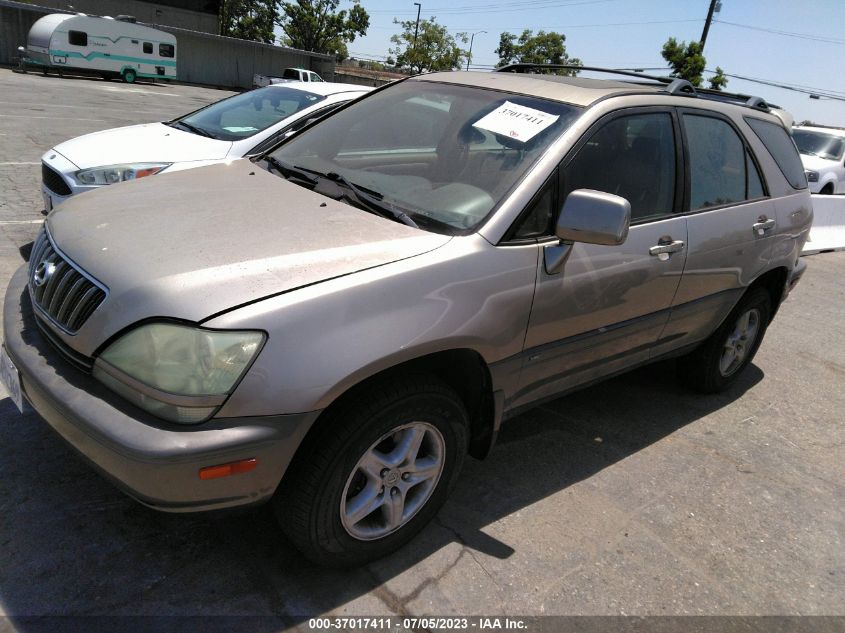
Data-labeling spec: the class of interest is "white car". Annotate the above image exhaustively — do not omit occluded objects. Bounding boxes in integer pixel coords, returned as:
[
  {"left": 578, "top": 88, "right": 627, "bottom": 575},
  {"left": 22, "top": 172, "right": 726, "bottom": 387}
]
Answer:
[
  {"left": 792, "top": 125, "right": 845, "bottom": 194},
  {"left": 40, "top": 82, "right": 370, "bottom": 211}
]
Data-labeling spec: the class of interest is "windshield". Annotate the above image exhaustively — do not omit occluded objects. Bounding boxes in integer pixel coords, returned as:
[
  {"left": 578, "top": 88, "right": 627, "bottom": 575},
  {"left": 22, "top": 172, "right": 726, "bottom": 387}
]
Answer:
[
  {"left": 175, "top": 86, "right": 326, "bottom": 141},
  {"left": 268, "top": 80, "right": 581, "bottom": 233},
  {"left": 793, "top": 130, "right": 845, "bottom": 161}
]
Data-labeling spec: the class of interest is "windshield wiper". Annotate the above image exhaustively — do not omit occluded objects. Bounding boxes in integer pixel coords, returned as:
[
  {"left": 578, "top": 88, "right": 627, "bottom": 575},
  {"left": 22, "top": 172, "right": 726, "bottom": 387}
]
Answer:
[
  {"left": 168, "top": 120, "right": 215, "bottom": 139},
  {"left": 264, "top": 156, "right": 318, "bottom": 185},
  {"left": 313, "top": 170, "right": 419, "bottom": 229},
  {"left": 264, "top": 159, "right": 419, "bottom": 228}
]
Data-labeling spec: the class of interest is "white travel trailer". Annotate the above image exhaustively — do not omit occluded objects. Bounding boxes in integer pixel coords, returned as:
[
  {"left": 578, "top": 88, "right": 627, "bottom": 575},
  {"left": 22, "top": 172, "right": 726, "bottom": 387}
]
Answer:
[{"left": 23, "top": 13, "right": 177, "bottom": 83}]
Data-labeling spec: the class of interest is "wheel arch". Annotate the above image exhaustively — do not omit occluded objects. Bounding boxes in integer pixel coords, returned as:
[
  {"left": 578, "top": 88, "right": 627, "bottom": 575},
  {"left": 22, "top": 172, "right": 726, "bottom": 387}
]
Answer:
[
  {"left": 295, "top": 348, "right": 498, "bottom": 465},
  {"left": 748, "top": 265, "right": 789, "bottom": 321}
]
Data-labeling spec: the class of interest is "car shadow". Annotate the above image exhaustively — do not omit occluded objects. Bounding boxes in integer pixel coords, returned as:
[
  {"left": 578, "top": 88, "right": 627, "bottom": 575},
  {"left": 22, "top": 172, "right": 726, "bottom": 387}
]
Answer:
[
  {"left": 21, "top": 70, "right": 166, "bottom": 87},
  {"left": 0, "top": 359, "right": 763, "bottom": 629}
]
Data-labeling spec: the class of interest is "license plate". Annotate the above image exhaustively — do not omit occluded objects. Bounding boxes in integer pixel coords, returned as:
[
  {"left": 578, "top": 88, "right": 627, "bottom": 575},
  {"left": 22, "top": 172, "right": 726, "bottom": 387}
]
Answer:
[{"left": 0, "top": 345, "right": 24, "bottom": 413}]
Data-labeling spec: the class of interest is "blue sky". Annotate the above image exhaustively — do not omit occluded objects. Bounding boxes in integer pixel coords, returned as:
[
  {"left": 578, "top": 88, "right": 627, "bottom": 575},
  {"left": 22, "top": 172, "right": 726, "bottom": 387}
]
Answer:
[{"left": 336, "top": 0, "right": 845, "bottom": 126}]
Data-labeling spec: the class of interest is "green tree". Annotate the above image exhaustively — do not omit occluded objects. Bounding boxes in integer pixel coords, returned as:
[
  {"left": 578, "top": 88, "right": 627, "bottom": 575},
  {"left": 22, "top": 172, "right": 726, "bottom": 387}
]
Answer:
[
  {"left": 220, "top": 0, "right": 278, "bottom": 44},
  {"left": 390, "top": 17, "right": 468, "bottom": 74},
  {"left": 277, "top": 0, "right": 369, "bottom": 60},
  {"left": 495, "top": 29, "right": 581, "bottom": 73},
  {"left": 708, "top": 66, "right": 728, "bottom": 91},
  {"left": 661, "top": 37, "right": 729, "bottom": 90}
]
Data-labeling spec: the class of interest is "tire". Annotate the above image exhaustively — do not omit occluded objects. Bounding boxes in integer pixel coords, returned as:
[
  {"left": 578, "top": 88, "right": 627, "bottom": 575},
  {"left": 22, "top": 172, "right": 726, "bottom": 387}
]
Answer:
[
  {"left": 122, "top": 69, "right": 137, "bottom": 84},
  {"left": 275, "top": 375, "right": 468, "bottom": 567},
  {"left": 679, "top": 287, "right": 771, "bottom": 394},
  {"left": 820, "top": 183, "right": 834, "bottom": 195}
]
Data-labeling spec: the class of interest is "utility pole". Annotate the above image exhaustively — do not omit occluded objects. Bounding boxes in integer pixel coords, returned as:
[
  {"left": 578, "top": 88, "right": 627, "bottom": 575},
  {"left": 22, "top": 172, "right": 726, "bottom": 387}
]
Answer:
[
  {"left": 412, "top": 3, "right": 422, "bottom": 51},
  {"left": 466, "top": 30, "right": 486, "bottom": 71},
  {"left": 700, "top": 0, "right": 719, "bottom": 52}
]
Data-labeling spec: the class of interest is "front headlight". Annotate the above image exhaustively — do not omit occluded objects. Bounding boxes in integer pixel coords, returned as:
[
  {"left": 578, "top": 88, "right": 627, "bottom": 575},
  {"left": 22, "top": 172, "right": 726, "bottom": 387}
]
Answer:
[
  {"left": 806, "top": 171, "right": 819, "bottom": 183},
  {"left": 93, "top": 323, "right": 265, "bottom": 424},
  {"left": 75, "top": 163, "right": 170, "bottom": 186}
]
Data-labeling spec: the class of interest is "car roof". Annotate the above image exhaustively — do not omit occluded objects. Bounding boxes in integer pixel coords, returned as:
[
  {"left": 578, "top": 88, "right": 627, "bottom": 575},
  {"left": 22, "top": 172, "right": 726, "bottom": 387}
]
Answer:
[
  {"left": 266, "top": 81, "right": 371, "bottom": 96},
  {"left": 416, "top": 71, "right": 664, "bottom": 107},
  {"left": 415, "top": 71, "right": 787, "bottom": 126}
]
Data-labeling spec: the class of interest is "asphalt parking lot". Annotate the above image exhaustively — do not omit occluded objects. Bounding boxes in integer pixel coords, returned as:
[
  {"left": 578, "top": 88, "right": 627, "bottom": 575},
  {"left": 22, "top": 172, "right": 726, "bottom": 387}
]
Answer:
[{"left": 0, "top": 68, "right": 843, "bottom": 628}]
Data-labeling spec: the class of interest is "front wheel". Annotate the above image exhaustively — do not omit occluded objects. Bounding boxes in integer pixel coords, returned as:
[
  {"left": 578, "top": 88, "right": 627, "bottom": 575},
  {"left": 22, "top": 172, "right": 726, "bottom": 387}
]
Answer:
[
  {"left": 679, "top": 287, "right": 771, "bottom": 393},
  {"left": 122, "top": 68, "right": 137, "bottom": 83},
  {"left": 275, "top": 376, "right": 468, "bottom": 567}
]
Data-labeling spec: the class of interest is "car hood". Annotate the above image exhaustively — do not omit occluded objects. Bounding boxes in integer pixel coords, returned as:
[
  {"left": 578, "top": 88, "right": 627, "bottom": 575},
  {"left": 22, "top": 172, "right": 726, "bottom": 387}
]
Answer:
[
  {"left": 46, "top": 160, "right": 451, "bottom": 354},
  {"left": 51, "top": 122, "right": 233, "bottom": 170},
  {"left": 799, "top": 154, "right": 839, "bottom": 172}
]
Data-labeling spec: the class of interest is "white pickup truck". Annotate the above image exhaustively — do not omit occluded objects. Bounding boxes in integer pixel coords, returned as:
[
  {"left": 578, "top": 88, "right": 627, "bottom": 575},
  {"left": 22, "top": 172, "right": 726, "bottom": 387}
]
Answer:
[{"left": 253, "top": 67, "right": 324, "bottom": 88}]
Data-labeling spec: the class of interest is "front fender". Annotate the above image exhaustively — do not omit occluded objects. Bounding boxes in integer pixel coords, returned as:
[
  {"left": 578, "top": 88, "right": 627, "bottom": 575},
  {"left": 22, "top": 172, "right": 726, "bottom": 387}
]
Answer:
[{"left": 205, "top": 235, "right": 539, "bottom": 417}]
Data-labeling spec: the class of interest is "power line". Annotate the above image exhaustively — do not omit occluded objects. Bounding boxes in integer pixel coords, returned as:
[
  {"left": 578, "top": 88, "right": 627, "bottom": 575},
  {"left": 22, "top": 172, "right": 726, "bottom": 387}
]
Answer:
[
  {"left": 713, "top": 20, "right": 845, "bottom": 46},
  {"left": 369, "top": 0, "right": 623, "bottom": 16},
  {"left": 715, "top": 71, "right": 845, "bottom": 102},
  {"left": 367, "top": 18, "right": 702, "bottom": 31}
]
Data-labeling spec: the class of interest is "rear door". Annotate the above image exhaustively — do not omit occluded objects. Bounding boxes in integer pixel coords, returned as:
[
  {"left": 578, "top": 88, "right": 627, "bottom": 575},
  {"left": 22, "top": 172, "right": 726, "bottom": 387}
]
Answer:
[
  {"left": 512, "top": 107, "right": 688, "bottom": 408},
  {"left": 655, "top": 108, "right": 777, "bottom": 356}
]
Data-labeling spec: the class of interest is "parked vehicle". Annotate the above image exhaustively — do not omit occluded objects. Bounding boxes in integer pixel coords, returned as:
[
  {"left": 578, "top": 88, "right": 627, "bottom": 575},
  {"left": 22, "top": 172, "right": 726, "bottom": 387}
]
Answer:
[
  {"left": 40, "top": 82, "right": 369, "bottom": 211},
  {"left": 253, "top": 67, "right": 324, "bottom": 88},
  {"left": 2, "top": 67, "right": 811, "bottom": 567},
  {"left": 20, "top": 13, "right": 176, "bottom": 83},
  {"left": 792, "top": 125, "right": 845, "bottom": 194}
]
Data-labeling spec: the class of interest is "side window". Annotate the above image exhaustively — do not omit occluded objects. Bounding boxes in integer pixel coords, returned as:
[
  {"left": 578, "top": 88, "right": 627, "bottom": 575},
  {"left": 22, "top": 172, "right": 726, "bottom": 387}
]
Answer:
[
  {"left": 159, "top": 43, "right": 175, "bottom": 58},
  {"left": 685, "top": 116, "right": 770, "bottom": 208},
  {"left": 745, "top": 117, "right": 808, "bottom": 190},
  {"left": 747, "top": 150, "right": 765, "bottom": 199},
  {"left": 683, "top": 114, "right": 748, "bottom": 210},
  {"left": 143, "top": 42, "right": 153, "bottom": 54},
  {"left": 512, "top": 177, "right": 555, "bottom": 239},
  {"left": 562, "top": 112, "right": 676, "bottom": 222},
  {"left": 68, "top": 30, "right": 87, "bottom": 46}
]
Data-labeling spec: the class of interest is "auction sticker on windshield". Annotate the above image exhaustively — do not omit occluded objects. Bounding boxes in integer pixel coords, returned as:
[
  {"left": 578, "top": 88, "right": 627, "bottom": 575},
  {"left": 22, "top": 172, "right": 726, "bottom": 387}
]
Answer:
[
  {"left": 473, "top": 101, "right": 559, "bottom": 142},
  {"left": 0, "top": 346, "right": 23, "bottom": 413}
]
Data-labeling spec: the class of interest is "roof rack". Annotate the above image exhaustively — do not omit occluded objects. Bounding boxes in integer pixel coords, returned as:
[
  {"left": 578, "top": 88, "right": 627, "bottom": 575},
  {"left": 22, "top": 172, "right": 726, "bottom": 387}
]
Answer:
[{"left": 493, "top": 63, "right": 775, "bottom": 113}]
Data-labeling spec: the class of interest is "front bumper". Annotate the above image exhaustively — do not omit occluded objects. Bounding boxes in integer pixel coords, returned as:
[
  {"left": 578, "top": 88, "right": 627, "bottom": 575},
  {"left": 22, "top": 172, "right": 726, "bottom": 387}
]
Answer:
[{"left": 3, "top": 264, "right": 320, "bottom": 512}]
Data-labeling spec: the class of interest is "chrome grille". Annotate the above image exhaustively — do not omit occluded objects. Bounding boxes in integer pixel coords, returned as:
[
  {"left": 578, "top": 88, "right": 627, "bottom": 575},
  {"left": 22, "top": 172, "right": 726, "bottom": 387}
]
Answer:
[{"left": 28, "top": 229, "right": 107, "bottom": 333}]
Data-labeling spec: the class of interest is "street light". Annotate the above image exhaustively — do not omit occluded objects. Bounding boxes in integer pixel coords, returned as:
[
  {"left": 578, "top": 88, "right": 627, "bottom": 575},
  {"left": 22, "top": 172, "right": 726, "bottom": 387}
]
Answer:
[
  {"left": 466, "top": 30, "right": 486, "bottom": 71},
  {"left": 412, "top": 3, "right": 422, "bottom": 52}
]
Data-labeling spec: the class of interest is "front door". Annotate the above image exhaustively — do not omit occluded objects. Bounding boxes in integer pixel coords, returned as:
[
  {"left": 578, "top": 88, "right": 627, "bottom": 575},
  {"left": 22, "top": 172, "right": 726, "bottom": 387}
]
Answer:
[{"left": 513, "top": 108, "right": 687, "bottom": 409}]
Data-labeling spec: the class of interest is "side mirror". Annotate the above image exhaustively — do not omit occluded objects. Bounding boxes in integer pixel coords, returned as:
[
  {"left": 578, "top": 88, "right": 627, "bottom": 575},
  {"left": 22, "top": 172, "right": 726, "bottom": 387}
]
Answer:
[
  {"left": 544, "top": 189, "right": 631, "bottom": 274},
  {"left": 556, "top": 189, "right": 630, "bottom": 245}
]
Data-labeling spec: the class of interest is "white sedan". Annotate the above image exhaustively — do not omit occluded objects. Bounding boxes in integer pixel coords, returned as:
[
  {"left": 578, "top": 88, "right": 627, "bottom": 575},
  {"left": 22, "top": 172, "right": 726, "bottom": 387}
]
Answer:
[{"left": 40, "top": 82, "right": 370, "bottom": 210}]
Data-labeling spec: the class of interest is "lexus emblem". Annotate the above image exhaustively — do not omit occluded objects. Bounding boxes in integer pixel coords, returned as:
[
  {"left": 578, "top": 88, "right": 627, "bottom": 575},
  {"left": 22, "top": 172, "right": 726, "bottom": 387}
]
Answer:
[{"left": 33, "top": 261, "right": 56, "bottom": 287}]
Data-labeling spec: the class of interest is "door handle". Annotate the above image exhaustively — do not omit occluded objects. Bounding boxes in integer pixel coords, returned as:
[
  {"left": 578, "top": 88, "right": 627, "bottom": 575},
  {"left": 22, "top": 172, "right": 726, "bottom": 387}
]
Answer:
[
  {"left": 752, "top": 217, "right": 776, "bottom": 235},
  {"left": 649, "top": 239, "right": 685, "bottom": 261}
]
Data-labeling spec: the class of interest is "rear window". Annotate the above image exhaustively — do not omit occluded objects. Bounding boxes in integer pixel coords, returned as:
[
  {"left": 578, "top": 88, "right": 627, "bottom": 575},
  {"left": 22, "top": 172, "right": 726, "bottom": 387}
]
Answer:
[
  {"left": 68, "top": 30, "right": 87, "bottom": 46},
  {"left": 283, "top": 69, "right": 301, "bottom": 80},
  {"left": 159, "top": 43, "right": 175, "bottom": 58},
  {"left": 745, "top": 118, "right": 807, "bottom": 190}
]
